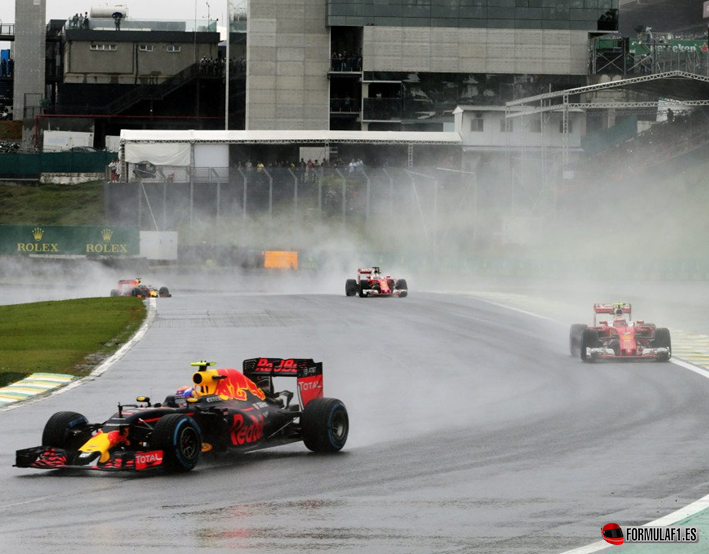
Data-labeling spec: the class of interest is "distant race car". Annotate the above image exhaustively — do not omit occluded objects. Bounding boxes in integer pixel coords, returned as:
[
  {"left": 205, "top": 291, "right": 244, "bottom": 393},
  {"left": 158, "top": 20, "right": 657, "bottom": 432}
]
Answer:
[
  {"left": 345, "top": 267, "right": 408, "bottom": 298},
  {"left": 569, "top": 303, "right": 671, "bottom": 363},
  {"left": 15, "top": 358, "right": 348, "bottom": 473},
  {"left": 110, "top": 278, "right": 171, "bottom": 298}
]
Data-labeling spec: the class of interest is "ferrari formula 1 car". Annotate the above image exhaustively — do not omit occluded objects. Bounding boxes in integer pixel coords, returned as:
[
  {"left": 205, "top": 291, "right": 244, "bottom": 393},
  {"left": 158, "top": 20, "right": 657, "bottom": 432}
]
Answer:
[
  {"left": 345, "top": 267, "right": 408, "bottom": 298},
  {"left": 569, "top": 303, "right": 671, "bottom": 363},
  {"left": 15, "top": 358, "right": 348, "bottom": 473},
  {"left": 110, "top": 278, "right": 171, "bottom": 298}
]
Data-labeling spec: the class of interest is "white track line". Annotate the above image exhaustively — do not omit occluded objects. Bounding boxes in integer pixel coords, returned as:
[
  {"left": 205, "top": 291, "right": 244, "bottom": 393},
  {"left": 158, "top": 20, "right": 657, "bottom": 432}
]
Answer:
[{"left": 0, "top": 298, "right": 157, "bottom": 412}]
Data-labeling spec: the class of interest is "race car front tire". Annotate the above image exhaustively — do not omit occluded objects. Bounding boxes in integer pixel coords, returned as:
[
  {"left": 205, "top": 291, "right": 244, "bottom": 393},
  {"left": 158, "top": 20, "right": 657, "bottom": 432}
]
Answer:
[
  {"left": 396, "top": 279, "right": 408, "bottom": 297},
  {"left": 301, "top": 398, "right": 349, "bottom": 453},
  {"left": 580, "top": 329, "right": 600, "bottom": 363},
  {"left": 345, "top": 279, "right": 357, "bottom": 297},
  {"left": 110, "top": 289, "right": 119, "bottom": 297},
  {"left": 42, "top": 411, "right": 90, "bottom": 449},
  {"left": 652, "top": 328, "right": 671, "bottom": 362},
  {"left": 158, "top": 286, "right": 170, "bottom": 297},
  {"left": 569, "top": 324, "right": 588, "bottom": 357},
  {"left": 151, "top": 414, "right": 202, "bottom": 472}
]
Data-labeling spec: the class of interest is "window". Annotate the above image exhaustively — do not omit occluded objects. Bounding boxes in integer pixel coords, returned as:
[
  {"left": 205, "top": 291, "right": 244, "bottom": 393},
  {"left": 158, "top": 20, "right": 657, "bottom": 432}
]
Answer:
[
  {"left": 470, "top": 113, "right": 484, "bottom": 132},
  {"left": 139, "top": 44, "right": 154, "bottom": 52},
  {"left": 166, "top": 45, "right": 182, "bottom": 53},
  {"left": 90, "top": 44, "right": 117, "bottom": 51},
  {"left": 500, "top": 118, "right": 513, "bottom": 133}
]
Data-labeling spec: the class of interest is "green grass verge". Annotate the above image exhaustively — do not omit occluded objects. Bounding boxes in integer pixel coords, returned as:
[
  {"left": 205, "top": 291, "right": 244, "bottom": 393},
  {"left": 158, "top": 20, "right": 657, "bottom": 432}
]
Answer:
[
  {"left": 0, "top": 183, "right": 105, "bottom": 225},
  {"left": 0, "top": 297, "right": 146, "bottom": 388}
]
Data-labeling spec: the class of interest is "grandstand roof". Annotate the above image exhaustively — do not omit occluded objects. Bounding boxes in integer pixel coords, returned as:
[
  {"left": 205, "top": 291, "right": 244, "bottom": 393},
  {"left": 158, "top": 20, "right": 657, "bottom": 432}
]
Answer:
[
  {"left": 120, "top": 129, "right": 462, "bottom": 145},
  {"left": 507, "top": 71, "right": 709, "bottom": 107}
]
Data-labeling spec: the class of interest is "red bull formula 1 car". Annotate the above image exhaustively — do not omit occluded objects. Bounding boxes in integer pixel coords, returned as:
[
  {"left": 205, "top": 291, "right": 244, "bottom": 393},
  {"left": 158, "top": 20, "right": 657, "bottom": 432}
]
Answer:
[
  {"left": 15, "top": 358, "right": 348, "bottom": 473},
  {"left": 345, "top": 267, "right": 408, "bottom": 298},
  {"left": 110, "top": 278, "right": 171, "bottom": 298},
  {"left": 569, "top": 303, "right": 671, "bottom": 363}
]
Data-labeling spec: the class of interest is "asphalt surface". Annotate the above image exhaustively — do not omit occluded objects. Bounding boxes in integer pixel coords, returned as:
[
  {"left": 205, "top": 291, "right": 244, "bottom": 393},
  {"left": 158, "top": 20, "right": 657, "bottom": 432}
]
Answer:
[{"left": 3, "top": 281, "right": 709, "bottom": 553}]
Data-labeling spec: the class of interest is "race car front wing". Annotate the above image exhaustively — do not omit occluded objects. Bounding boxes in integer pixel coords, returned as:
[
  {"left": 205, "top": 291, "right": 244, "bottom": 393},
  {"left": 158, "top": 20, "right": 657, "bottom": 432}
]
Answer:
[{"left": 15, "top": 446, "right": 165, "bottom": 472}]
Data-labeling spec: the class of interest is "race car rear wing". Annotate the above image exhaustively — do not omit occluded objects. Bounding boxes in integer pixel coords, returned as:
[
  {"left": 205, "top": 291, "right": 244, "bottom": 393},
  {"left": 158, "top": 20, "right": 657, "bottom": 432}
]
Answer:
[
  {"left": 242, "top": 358, "right": 323, "bottom": 407},
  {"left": 593, "top": 303, "right": 631, "bottom": 325}
]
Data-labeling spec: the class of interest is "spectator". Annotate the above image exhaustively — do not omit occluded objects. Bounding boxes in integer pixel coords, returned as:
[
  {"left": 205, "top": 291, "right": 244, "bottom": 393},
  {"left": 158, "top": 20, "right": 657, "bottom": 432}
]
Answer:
[
  {"left": 83, "top": 12, "right": 90, "bottom": 30},
  {"left": 7, "top": 57, "right": 13, "bottom": 77},
  {"left": 0, "top": 58, "right": 5, "bottom": 77},
  {"left": 71, "top": 13, "right": 79, "bottom": 29},
  {"left": 109, "top": 159, "right": 119, "bottom": 182},
  {"left": 114, "top": 13, "right": 122, "bottom": 31}
]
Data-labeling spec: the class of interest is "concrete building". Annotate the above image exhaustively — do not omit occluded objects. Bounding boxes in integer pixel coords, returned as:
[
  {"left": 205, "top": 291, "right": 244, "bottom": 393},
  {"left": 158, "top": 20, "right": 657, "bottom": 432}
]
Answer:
[
  {"left": 13, "top": 0, "right": 47, "bottom": 148},
  {"left": 242, "top": 0, "right": 619, "bottom": 132}
]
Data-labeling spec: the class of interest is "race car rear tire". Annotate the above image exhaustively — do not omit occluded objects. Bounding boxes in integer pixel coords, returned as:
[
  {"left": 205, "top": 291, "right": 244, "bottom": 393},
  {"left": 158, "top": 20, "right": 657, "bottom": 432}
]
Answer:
[
  {"left": 110, "top": 289, "right": 119, "bottom": 297},
  {"left": 42, "top": 411, "right": 90, "bottom": 448},
  {"left": 653, "top": 328, "right": 672, "bottom": 362},
  {"left": 396, "top": 279, "right": 408, "bottom": 297},
  {"left": 580, "top": 329, "right": 600, "bottom": 363},
  {"left": 151, "top": 414, "right": 202, "bottom": 472},
  {"left": 569, "top": 324, "right": 588, "bottom": 357},
  {"left": 301, "top": 398, "right": 349, "bottom": 453},
  {"left": 345, "top": 279, "right": 357, "bottom": 297},
  {"left": 131, "top": 287, "right": 142, "bottom": 297},
  {"left": 158, "top": 286, "right": 170, "bottom": 297}
]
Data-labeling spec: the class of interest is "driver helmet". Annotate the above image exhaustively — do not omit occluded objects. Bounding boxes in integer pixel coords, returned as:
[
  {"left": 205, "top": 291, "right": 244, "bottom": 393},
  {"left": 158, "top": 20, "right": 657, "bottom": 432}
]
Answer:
[
  {"left": 613, "top": 307, "right": 627, "bottom": 326},
  {"left": 176, "top": 386, "right": 194, "bottom": 399}
]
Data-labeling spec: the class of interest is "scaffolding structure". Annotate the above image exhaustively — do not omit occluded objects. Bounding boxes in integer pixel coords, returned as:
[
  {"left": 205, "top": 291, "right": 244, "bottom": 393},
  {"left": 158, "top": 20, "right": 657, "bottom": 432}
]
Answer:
[{"left": 503, "top": 71, "right": 709, "bottom": 224}]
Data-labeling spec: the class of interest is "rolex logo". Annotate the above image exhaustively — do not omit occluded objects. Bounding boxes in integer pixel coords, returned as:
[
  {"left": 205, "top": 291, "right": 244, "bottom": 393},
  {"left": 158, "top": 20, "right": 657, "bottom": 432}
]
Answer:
[
  {"left": 101, "top": 228, "right": 113, "bottom": 242},
  {"left": 32, "top": 227, "right": 44, "bottom": 241}
]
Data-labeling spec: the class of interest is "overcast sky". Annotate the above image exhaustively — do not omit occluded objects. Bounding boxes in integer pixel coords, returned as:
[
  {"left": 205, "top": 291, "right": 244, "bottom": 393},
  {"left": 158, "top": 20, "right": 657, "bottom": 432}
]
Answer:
[{"left": 0, "top": 1, "right": 227, "bottom": 29}]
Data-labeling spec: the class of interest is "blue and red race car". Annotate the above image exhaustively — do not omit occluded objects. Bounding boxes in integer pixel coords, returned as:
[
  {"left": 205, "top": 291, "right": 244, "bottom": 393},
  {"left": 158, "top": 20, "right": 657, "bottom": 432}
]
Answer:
[
  {"left": 570, "top": 303, "right": 671, "bottom": 362},
  {"left": 15, "top": 358, "right": 348, "bottom": 473},
  {"left": 110, "top": 278, "right": 171, "bottom": 298}
]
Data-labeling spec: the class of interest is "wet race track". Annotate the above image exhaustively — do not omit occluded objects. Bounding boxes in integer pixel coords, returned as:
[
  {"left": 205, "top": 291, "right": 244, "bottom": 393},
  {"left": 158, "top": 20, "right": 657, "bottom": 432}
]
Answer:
[{"left": 3, "top": 280, "right": 709, "bottom": 553}]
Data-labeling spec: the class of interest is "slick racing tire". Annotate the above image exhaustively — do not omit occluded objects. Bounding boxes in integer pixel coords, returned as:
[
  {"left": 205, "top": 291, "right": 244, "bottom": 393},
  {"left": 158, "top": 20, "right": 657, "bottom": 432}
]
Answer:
[
  {"left": 652, "top": 327, "right": 672, "bottom": 362},
  {"left": 301, "top": 398, "right": 349, "bottom": 453},
  {"left": 396, "top": 279, "right": 408, "bottom": 298},
  {"left": 42, "top": 411, "right": 90, "bottom": 449},
  {"left": 580, "top": 328, "right": 600, "bottom": 363},
  {"left": 158, "top": 286, "right": 170, "bottom": 297},
  {"left": 569, "top": 324, "right": 588, "bottom": 357},
  {"left": 131, "top": 287, "right": 143, "bottom": 297},
  {"left": 359, "top": 283, "right": 367, "bottom": 298},
  {"left": 110, "top": 289, "right": 119, "bottom": 297},
  {"left": 151, "top": 414, "right": 202, "bottom": 472},
  {"left": 345, "top": 279, "right": 357, "bottom": 297}
]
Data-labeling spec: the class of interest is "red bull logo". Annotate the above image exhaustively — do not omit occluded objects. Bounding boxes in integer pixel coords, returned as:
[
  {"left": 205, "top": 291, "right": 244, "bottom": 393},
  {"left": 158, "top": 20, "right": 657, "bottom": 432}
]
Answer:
[{"left": 230, "top": 413, "right": 264, "bottom": 446}]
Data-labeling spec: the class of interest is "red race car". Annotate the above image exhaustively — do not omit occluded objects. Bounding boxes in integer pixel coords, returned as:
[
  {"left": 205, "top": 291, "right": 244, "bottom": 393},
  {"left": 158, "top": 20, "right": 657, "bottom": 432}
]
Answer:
[
  {"left": 345, "top": 267, "right": 408, "bottom": 298},
  {"left": 110, "top": 278, "right": 171, "bottom": 298},
  {"left": 569, "top": 303, "right": 671, "bottom": 363}
]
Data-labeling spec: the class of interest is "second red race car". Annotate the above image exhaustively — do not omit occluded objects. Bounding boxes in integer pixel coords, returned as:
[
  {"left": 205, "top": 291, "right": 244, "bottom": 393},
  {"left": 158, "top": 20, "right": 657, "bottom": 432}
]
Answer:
[
  {"left": 110, "top": 278, "right": 171, "bottom": 298},
  {"left": 569, "top": 303, "right": 671, "bottom": 363},
  {"left": 345, "top": 267, "right": 408, "bottom": 298}
]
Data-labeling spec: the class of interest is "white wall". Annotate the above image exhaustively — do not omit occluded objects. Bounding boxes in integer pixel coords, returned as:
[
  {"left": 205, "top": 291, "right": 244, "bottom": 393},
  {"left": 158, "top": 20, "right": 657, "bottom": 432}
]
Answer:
[{"left": 194, "top": 144, "right": 229, "bottom": 168}]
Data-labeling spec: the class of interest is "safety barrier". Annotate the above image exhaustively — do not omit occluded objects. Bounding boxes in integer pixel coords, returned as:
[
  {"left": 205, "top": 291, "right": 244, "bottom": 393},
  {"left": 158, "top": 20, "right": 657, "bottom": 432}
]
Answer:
[{"left": 0, "top": 152, "right": 114, "bottom": 178}]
